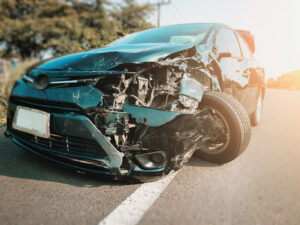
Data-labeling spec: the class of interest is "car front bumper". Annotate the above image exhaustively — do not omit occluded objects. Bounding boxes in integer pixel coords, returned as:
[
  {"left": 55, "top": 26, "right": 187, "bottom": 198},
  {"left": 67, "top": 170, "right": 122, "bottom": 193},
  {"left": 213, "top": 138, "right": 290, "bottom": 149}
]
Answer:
[
  {"left": 5, "top": 79, "right": 185, "bottom": 181},
  {"left": 6, "top": 102, "right": 172, "bottom": 180}
]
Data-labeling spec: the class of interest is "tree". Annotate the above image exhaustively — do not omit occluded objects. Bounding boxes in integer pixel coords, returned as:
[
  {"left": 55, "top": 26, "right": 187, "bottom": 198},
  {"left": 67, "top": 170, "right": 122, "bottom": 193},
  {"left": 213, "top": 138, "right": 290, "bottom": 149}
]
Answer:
[
  {"left": 111, "top": 0, "right": 154, "bottom": 34},
  {"left": 0, "top": 0, "right": 89, "bottom": 58},
  {"left": 267, "top": 70, "right": 300, "bottom": 90},
  {"left": 0, "top": 0, "right": 154, "bottom": 58}
]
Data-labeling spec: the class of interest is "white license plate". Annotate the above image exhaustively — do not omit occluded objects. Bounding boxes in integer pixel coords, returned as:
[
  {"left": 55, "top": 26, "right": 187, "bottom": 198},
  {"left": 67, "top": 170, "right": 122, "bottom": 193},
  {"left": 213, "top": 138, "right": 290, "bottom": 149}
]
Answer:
[{"left": 12, "top": 106, "right": 50, "bottom": 138}]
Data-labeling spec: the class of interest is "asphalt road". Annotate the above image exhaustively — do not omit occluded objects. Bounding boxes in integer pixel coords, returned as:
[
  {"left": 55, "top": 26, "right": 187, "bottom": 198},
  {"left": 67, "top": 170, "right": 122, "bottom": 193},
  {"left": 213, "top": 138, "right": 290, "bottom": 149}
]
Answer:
[{"left": 0, "top": 89, "right": 300, "bottom": 225}]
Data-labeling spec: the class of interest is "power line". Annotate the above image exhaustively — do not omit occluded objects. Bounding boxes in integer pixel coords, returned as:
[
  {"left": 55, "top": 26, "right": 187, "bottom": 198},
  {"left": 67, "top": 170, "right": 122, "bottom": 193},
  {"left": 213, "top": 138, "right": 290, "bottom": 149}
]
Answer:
[
  {"left": 161, "top": 12, "right": 172, "bottom": 24},
  {"left": 172, "top": 4, "right": 186, "bottom": 23},
  {"left": 150, "top": 0, "right": 172, "bottom": 27},
  {"left": 170, "top": 6, "right": 183, "bottom": 24}
]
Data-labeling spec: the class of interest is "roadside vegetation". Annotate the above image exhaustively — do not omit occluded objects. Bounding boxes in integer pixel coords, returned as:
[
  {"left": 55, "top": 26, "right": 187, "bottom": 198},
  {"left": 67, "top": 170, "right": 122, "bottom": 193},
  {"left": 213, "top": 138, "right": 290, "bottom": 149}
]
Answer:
[
  {"left": 0, "top": 0, "right": 154, "bottom": 58},
  {"left": 267, "top": 70, "right": 300, "bottom": 91},
  {"left": 0, "top": 60, "right": 37, "bottom": 126}
]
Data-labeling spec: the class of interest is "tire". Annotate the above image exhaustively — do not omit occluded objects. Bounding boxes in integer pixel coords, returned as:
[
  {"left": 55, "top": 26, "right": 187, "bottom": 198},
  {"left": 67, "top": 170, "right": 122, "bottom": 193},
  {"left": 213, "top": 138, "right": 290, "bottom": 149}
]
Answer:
[
  {"left": 250, "top": 90, "right": 263, "bottom": 126},
  {"left": 194, "top": 91, "right": 251, "bottom": 164},
  {"left": 210, "top": 92, "right": 251, "bottom": 152}
]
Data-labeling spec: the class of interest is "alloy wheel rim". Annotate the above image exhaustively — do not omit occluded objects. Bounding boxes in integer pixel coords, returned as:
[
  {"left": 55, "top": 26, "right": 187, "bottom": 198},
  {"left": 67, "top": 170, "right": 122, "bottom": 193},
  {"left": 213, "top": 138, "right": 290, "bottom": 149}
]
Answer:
[{"left": 199, "top": 107, "right": 231, "bottom": 154}]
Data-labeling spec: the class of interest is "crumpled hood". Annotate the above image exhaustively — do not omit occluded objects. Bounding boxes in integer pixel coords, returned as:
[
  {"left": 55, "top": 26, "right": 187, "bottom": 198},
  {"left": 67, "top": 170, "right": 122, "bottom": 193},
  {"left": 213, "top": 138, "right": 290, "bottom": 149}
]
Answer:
[
  {"left": 35, "top": 43, "right": 195, "bottom": 71},
  {"left": 88, "top": 43, "right": 195, "bottom": 65}
]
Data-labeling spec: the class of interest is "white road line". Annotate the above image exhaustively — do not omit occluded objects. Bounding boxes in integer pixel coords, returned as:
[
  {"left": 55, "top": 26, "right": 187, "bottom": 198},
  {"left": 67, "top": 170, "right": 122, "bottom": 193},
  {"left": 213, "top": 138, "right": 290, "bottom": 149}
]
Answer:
[{"left": 98, "top": 171, "right": 178, "bottom": 225}]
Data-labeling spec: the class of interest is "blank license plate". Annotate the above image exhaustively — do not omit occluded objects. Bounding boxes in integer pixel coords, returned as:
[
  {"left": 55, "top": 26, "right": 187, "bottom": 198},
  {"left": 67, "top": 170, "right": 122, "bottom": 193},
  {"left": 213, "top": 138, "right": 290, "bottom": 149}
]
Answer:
[{"left": 12, "top": 106, "right": 50, "bottom": 138}]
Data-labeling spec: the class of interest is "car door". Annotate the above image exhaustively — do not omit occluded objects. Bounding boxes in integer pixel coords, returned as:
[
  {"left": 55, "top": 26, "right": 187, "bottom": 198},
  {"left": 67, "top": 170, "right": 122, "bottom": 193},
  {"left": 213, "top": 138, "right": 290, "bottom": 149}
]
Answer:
[
  {"left": 214, "top": 27, "right": 251, "bottom": 113},
  {"left": 236, "top": 33, "right": 261, "bottom": 114}
]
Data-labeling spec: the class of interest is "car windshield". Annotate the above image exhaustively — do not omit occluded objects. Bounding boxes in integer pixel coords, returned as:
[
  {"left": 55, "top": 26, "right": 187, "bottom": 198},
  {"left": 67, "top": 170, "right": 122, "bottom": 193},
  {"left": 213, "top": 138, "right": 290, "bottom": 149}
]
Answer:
[{"left": 108, "top": 24, "right": 214, "bottom": 47}]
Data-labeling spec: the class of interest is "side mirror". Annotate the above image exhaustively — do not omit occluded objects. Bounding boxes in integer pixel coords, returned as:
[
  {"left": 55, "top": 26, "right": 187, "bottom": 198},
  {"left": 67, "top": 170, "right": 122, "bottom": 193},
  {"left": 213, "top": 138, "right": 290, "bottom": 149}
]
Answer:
[{"left": 218, "top": 52, "right": 232, "bottom": 61}]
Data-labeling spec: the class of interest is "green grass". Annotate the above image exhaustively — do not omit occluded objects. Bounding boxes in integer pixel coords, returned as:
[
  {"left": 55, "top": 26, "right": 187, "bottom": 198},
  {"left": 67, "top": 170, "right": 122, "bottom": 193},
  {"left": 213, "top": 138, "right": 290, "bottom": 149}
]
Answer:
[
  {"left": 0, "top": 60, "right": 37, "bottom": 126},
  {"left": 0, "top": 106, "right": 6, "bottom": 126}
]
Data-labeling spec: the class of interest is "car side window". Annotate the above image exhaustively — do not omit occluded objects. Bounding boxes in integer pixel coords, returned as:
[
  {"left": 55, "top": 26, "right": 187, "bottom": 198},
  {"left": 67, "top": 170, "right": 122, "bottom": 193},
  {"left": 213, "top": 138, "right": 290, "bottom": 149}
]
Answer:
[
  {"left": 236, "top": 34, "right": 252, "bottom": 59},
  {"left": 215, "top": 28, "right": 242, "bottom": 58}
]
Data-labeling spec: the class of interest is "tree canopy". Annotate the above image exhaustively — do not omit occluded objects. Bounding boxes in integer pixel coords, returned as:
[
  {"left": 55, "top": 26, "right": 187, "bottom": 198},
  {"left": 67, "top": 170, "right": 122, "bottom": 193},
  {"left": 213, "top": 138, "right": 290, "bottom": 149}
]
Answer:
[{"left": 0, "top": 0, "right": 154, "bottom": 58}]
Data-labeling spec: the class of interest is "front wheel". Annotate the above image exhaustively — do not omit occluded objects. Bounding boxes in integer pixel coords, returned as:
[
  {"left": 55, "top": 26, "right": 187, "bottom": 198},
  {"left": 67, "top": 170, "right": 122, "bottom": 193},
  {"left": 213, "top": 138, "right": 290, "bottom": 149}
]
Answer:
[{"left": 194, "top": 92, "right": 251, "bottom": 164}]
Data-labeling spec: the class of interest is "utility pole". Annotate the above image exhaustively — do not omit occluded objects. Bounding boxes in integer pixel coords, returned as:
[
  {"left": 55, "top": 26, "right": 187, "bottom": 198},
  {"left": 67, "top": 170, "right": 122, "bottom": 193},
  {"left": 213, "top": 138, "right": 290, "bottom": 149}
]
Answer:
[{"left": 153, "top": 0, "right": 171, "bottom": 27}]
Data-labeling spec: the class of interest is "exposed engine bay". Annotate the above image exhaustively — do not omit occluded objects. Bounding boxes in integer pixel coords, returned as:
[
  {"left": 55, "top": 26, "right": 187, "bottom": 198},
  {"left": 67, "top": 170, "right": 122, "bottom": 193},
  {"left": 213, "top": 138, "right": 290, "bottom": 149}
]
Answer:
[{"left": 83, "top": 48, "right": 227, "bottom": 176}]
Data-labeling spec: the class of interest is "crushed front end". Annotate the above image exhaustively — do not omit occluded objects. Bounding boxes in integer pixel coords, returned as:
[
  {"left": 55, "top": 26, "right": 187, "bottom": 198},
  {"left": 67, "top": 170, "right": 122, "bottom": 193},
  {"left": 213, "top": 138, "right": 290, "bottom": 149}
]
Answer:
[{"left": 5, "top": 48, "right": 224, "bottom": 181}]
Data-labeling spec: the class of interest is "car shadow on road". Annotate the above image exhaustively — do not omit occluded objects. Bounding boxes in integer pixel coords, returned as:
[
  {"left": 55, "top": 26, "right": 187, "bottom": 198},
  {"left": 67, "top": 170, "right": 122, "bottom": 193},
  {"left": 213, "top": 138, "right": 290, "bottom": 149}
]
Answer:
[
  {"left": 186, "top": 156, "right": 220, "bottom": 168},
  {"left": 0, "top": 130, "right": 131, "bottom": 187}
]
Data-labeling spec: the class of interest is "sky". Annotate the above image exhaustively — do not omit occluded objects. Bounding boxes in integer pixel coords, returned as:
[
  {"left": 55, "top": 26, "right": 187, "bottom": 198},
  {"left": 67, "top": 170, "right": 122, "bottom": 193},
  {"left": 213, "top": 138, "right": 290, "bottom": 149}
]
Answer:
[{"left": 136, "top": 0, "right": 300, "bottom": 79}]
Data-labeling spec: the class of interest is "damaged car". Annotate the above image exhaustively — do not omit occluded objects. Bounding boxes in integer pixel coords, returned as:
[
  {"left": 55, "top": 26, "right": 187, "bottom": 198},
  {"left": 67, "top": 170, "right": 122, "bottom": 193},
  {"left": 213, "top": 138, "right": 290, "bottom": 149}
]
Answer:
[{"left": 5, "top": 23, "right": 265, "bottom": 182}]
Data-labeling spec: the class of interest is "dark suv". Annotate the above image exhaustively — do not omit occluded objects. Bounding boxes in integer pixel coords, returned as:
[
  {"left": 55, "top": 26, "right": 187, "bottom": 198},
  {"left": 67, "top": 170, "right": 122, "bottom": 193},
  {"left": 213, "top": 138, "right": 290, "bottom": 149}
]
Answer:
[{"left": 5, "top": 23, "right": 265, "bottom": 182}]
